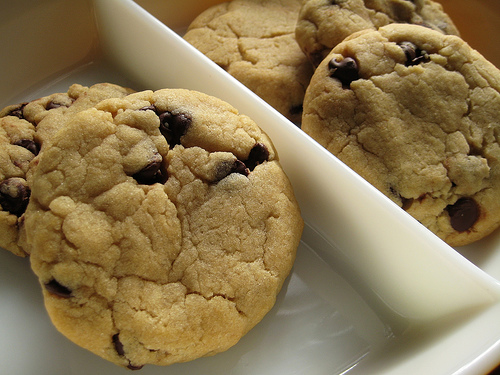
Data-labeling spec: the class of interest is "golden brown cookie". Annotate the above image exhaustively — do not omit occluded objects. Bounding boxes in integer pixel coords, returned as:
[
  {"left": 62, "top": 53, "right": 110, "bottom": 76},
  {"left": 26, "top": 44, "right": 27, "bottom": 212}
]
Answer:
[
  {"left": 302, "top": 24, "right": 500, "bottom": 246},
  {"left": 0, "top": 83, "right": 134, "bottom": 256},
  {"left": 296, "top": 0, "right": 460, "bottom": 67},
  {"left": 183, "top": 0, "right": 314, "bottom": 124},
  {"left": 23, "top": 89, "right": 303, "bottom": 369}
]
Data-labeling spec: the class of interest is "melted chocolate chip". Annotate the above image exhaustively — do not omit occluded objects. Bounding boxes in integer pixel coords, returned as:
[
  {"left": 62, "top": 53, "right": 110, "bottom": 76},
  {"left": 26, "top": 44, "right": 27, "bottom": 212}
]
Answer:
[
  {"left": 213, "top": 144, "right": 269, "bottom": 183},
  {"left": 158, "top": 111, "right": 192, "bottom": 147},
  {"left": 446, "top": 197, "right": 480, "bottom": 232},
  {"left": 0, "top": 178, "right": 30, "bottom": 217},
  {"left": 245, "top": 143, "right": 270, "bottom": 171},
  {"left": 14, "top": 139, "right": 40, "bottom": 155},
  {"left": 399, "top": 41, "right": 430, "bottom": 66},
  {"left": 46, "top": 101, "right": 64, "bottom": 110},
  {"left": 214, "top": 160, "right": 248, "bottom": 182},
  {"left": 5, "top": 103, "right": 27, "bottom": 119},
  {"left": 214, "top": 159, "right": 249, "bottom": 182},
  {"left": 112, "top": 333, "right": 125, "bottom": 356},
  {"left": 44, "top": 279, "right": 72, "bottom": 298},
  {"left": 138, "top": 105, "right": 156, "bottom": 112},
  {"left": 113, "top": 333, "right": 144, "bottom": 370},
  {"left": 328, "top": 57, "right": 359, "bottom": 87},
  {"left": 132, "top": 153, "right": 167, "bottom": 185},
  {"left": 232, "top": 159, "right": 250, "bottom": 176},
  {"left": 399, "top": 42, "right": 417, "bottom": 62},
  {"left": 127, "top": 364, "right": 144, "bottom": 370}
]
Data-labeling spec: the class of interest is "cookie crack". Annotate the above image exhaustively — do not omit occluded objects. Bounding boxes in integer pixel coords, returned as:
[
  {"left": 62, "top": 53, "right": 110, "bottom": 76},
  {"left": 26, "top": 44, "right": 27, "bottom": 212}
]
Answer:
[{"left": 187, "top": 291, "right": 246, "bottom": 317}]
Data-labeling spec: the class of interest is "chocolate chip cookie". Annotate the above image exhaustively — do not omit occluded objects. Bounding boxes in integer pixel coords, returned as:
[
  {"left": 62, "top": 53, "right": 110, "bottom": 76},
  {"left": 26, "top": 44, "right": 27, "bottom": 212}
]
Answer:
[
  {"left": 0, "top": 83, "right": 134, "bottom": 257},
  {"left": 183, "top": 0, "right": 314, "bottom": 124},
  {"left": 23, "top": 89, "right": 303, "bottom": 368},
  {"left": 302, "top": 24, "right": 500, "bottom": 246},
  {"left": 296, "top": 0, "right": 460, "bottom": 67}
]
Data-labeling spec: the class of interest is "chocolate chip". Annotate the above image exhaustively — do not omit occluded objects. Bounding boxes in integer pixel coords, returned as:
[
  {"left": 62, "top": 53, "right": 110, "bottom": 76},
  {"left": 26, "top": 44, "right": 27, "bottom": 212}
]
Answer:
[
  {"left": 113, "top": 333, "right": 144, "bottom": 370},
  {"left": 214, "top": 159, "right": 249, "bottom": 182},
  {"left": 5, "top": 103, "right": 27, "bottom": 119},
  {"left": 14, "top": 139, "right": 40, "bottom": 155},
  {"left": 132, "top": 153, "right": 167, "bottom": 185},
  {"left": 0, "top": 178, "right": 30, "bottom": 217},
  {"left": 213, "top": 144, "right": 269, "bottom": 183},
  {"left": 127, "top": 364, "right": 144, "bottom": 370},
  {"left": 398, "top": 41, "right": 430, "bottom": 66},
  {"left": 44, "top": 279, "right": 72, "bottom": 298},
  {"left": 399, "top": 42, "right": 417, "bottom": 62},
  {"left": 138, "top": 105, "right": 156, "bottom": 112},
  {"left": 46, "top": 101, "right": 63, "bottom": 110},
  {"left": 245, "top": 143, "right": 270, "bottom": 171},
  {"left": 328, "top": 57, "right": 359, "bottom": 87},
  {"left": 112, "top": 333, "right": 125, "bottom": 356},
  {"left": 46, "top": 98, "right": 74, "bottom": 110},
  {"left": 158, "top": 111, "right": 192, "bottom": 147},
  {"left": 446, "top": 197, "right": 480, "bottom": 232},
  {"left": 232, "top": 159, "right": 250, "bottom": 176}
]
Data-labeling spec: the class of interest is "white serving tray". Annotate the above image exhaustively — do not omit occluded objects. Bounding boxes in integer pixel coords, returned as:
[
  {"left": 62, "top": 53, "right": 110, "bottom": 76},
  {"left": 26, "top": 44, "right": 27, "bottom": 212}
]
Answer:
[{"left": 1, "top": 0, "right": 499, "bottom": 374}]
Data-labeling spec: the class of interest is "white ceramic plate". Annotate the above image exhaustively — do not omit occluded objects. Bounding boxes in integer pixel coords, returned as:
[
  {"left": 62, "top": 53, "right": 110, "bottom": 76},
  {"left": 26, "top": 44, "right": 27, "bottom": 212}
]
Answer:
[{"left": 1, "top": 0, "right": 499, "bottom": 374}]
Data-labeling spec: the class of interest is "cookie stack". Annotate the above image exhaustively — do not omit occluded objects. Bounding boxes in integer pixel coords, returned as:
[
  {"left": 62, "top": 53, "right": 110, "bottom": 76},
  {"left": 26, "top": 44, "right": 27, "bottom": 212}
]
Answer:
[
  {"left": 185, "top": 0, "right": 500, "bottom": 247},
  {"left": 0, "top": 84, "right": 303, "bottom": 368}
]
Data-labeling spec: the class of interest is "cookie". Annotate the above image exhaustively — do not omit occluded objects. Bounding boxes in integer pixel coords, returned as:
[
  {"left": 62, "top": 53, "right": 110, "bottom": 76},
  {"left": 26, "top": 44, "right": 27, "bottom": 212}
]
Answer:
[
  {"left": 295, "top": 0, "right": 460, "bottom": 67},
  {"left": 0, "top": 83, "right": 134, "bottom": 256},
  {"left": 302, "top": 24, "right": 500, "bottom": 247},
  {"left": 22, "top": 88, "right": 303, "bottom": 368},
  {"left": 0, "top": 117, "right": 36, "bottom": 256},
  {"left": 183, "top": 0, "right": 314, "bottom": 124}
]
